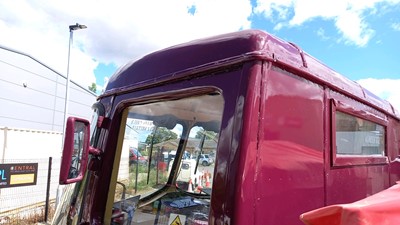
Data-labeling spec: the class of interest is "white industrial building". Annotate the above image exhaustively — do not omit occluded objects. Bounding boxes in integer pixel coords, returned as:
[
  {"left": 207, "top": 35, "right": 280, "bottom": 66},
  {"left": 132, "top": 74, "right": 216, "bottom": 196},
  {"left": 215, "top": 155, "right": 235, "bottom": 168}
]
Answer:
[
  {"left": 0, "top": 45, "right": 96, "bottom": 132},
  {"left": 0, "top": 44, "right": 97, "bottom": 159},
  {"left": 0, "top": 44, "right": 97, "bottom": 216}
]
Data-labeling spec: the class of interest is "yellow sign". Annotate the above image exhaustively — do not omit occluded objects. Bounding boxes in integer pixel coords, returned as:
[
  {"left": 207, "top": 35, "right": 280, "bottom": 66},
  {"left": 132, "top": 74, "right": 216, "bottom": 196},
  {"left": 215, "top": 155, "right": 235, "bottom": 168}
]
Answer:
[
  {"left": 168, "top": 213, "right": 186, "bottom": 225},
  {"left": 10, "top": 174, "right": 35, "bottom": 185}
]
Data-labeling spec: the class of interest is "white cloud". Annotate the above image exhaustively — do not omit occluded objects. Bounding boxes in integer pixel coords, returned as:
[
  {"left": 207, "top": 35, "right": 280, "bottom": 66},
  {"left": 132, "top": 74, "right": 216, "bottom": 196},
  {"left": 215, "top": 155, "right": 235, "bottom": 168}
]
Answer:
[
  {"left": 0, "top": 0, "right": 252, "bottom": 88},
  {"left": 357, "top": 78, "right": 400, "bottom": 112},
  {"left": 316, "top": 28, "right": 329, "bottom": 40},
  {"left": 254, "top": 0, "right": 399, "bottom": 47},
  {"left": 335, "top": 10, "right": 375, "bottom": 46},
  {"left": 254, "top": 0, "right": 293, "bottom": 28},
  {"left": 392, "top": 22, "right": 400, "bottom": 31},
  {"left": 273, "top": 22, "right": 284, "bottom": 31}
]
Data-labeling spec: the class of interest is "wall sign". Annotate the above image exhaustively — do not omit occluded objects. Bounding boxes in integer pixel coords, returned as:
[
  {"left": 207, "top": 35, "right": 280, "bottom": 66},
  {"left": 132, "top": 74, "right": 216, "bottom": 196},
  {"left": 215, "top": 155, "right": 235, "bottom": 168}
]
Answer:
[{"left": 0, "top": 163, "right": 38, "bottom": 188}]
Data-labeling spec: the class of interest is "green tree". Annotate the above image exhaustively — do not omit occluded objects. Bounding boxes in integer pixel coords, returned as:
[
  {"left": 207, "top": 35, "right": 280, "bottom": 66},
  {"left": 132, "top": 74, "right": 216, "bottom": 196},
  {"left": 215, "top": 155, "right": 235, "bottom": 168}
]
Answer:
[
  {"left": 88, "top": 82, "right": 97, "bottom": 93},
  {"left": 195, "top": 129, "right": 217, "bottom": 140},
  {"left": 145, "top": 127, "right": 178, "bottom": 145}
]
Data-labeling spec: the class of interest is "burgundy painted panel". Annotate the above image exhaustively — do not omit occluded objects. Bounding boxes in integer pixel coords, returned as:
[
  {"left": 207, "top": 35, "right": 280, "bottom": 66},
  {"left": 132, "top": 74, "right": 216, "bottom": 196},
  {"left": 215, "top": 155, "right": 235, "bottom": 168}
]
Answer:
[
  {"left": 388, "top": 118, "right": 400, "bottom": 184},
  {"left": 326, "top": 166, "right": 390, "bottom": 205},
  {"left": 255, "top": 67, "right": 325, "bottom": 225},
  {"left": 233, "top": 61, "right": 264, "bottom": 225}
]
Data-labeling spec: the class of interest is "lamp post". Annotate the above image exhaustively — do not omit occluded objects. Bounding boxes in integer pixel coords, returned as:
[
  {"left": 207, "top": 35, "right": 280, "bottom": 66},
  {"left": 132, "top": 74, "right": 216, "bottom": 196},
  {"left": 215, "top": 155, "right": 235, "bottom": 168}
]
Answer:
[
  {"left": 63, "top": 23, "right": 87, "bottom": 133},
  {"left": 57, "top": 23, "right": 87, "bottom": 210}
]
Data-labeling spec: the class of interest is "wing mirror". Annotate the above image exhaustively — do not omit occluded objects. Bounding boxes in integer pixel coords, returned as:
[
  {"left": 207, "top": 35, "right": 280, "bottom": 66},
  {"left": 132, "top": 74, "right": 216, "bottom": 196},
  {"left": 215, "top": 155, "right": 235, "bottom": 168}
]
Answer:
[{"left": 59, "top": 117, "right": 90, "bottom": 184}]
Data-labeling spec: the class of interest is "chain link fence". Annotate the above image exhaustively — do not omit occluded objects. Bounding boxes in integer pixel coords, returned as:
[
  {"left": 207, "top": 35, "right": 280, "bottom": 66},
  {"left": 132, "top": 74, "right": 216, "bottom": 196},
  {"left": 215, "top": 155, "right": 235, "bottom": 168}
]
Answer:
[{"left": 0, "top": 157, "right": 61, "bottom": 224}]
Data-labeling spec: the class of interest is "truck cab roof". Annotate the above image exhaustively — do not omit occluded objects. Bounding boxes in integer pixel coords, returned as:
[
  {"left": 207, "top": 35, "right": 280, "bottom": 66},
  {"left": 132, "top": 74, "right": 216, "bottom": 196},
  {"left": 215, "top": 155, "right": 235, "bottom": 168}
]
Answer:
[{"left": 103, "top": 29, "right": 398, "bottom": 119}]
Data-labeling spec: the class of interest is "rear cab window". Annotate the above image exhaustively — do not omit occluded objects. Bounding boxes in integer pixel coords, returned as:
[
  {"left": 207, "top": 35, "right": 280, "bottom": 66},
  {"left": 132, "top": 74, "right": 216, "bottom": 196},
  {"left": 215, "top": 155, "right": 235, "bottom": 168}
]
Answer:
[
  {"left": 331, "top": 97, "right": 388, "bottom": 166},
  {"left": 110, "top": 92, "right": 223, "bottom": 225}
]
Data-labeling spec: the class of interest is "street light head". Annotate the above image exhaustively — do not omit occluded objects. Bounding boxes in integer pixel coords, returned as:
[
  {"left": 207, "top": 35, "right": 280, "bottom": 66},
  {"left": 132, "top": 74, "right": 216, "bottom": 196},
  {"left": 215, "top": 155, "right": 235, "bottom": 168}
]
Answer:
[{"left": 69, "top": 23, "right": 87, "bottom": 31}]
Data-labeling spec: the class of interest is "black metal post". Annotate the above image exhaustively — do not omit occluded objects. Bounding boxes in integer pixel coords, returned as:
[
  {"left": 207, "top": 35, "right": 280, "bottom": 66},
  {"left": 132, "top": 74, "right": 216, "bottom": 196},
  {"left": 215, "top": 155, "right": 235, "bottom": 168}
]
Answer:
[
  {"left": 44, "top": 157, "right": 52, "bottom": 222},
  {"left": 135, "top": 159, "right": 138, "bottom": 194}
]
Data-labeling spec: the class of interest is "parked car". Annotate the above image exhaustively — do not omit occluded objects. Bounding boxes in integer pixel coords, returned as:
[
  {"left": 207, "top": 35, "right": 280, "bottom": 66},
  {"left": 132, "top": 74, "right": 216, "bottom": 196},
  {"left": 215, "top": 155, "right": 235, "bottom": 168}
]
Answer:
[
  {"left": 129, "top": 147, "right": 147, "bottom": 165},
  {"left": 199, "top": 154, "right": 213, "bottom": 166}
]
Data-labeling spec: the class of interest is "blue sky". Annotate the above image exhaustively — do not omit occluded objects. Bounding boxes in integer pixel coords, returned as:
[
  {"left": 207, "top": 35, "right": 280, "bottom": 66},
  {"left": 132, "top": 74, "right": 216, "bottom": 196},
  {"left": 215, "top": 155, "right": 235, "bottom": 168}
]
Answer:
[
  {"left": 252, "top": 6, "right": 400, "bottom": 81},
  {"left": 93, "top": 0, "right": 400, "bottom": 83},
  {"left": 1, "top": 0, "right": 399, "bottom": 109},
  {"left": 96, "top": 2, "right": 400, "bottom": 83}
]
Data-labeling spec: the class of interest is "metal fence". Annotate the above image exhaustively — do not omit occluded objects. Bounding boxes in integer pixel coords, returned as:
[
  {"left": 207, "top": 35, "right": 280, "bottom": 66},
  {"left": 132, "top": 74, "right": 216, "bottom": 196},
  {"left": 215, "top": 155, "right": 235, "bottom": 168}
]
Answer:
[{"left": 0, "top": 157, "right": 61, "bottom": 223}]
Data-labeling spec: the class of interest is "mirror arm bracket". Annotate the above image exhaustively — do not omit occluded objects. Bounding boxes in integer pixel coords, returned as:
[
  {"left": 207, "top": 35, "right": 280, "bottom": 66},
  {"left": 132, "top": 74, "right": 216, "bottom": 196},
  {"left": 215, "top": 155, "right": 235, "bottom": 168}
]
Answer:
[
  {"left": 89, "top": 146, "right": 101, "bottom": 156},
  {"left": 98, "top": 116, "right": 110, "bottom": 129}
]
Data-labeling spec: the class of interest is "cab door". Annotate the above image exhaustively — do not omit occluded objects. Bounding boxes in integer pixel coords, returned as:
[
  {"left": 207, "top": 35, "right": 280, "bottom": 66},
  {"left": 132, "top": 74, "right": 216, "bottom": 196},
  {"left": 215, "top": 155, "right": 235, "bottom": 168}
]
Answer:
[{"left": 95, "top": 65, "right": 253, "bottom": 225}]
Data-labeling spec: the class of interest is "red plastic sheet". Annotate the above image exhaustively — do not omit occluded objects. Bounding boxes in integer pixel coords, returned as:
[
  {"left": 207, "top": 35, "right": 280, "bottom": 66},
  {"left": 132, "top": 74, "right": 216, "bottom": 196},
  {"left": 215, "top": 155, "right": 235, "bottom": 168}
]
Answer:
[{"left": 300, "top": 182, "right": 400, "bottom": 225}]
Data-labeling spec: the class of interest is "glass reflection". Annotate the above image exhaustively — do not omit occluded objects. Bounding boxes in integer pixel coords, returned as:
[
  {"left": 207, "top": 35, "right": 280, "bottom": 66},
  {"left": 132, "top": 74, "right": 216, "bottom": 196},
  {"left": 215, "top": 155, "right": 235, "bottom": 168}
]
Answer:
[{"left": 68, "top": 121, "right": 86, "bottom": 179}]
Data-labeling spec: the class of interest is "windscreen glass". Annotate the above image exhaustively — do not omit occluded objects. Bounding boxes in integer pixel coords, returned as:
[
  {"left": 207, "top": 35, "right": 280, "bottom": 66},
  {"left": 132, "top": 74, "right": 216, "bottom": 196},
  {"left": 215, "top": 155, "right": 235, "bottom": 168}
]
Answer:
[{"left": 112, "top": 92, "right": 224, "bottom": 225}]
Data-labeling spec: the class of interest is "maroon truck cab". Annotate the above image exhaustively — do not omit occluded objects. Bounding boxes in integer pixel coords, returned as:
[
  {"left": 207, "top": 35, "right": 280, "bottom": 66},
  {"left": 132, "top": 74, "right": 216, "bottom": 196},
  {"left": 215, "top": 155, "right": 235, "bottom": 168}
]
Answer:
[{"left": 53, "top": 29, "right": 400, "bottom": 225}]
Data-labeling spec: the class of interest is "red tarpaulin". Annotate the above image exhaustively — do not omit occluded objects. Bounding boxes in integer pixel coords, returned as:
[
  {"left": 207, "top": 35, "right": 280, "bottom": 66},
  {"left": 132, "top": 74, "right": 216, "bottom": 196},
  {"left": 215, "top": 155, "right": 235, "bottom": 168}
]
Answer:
[{"left": 300, "top": 182, "right": 400, "bottom": 225}]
